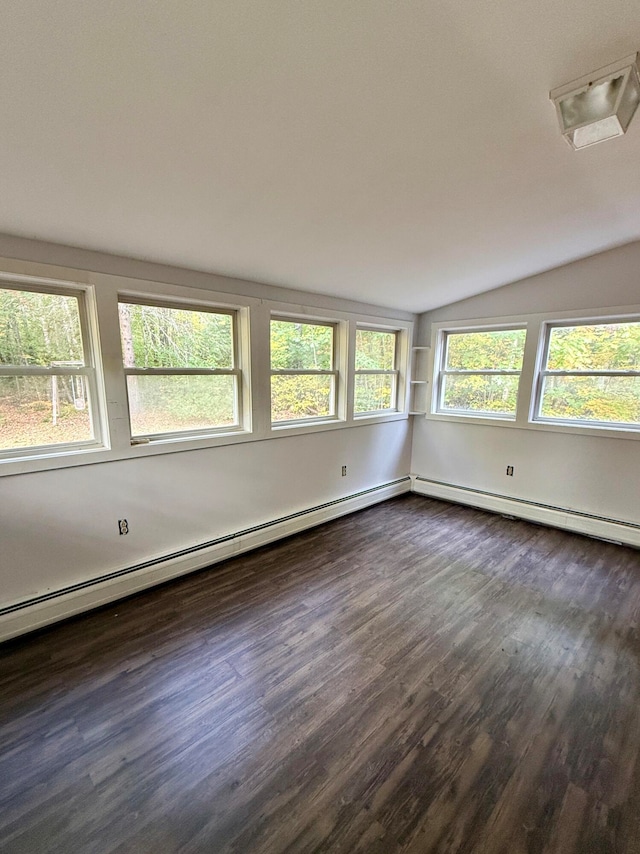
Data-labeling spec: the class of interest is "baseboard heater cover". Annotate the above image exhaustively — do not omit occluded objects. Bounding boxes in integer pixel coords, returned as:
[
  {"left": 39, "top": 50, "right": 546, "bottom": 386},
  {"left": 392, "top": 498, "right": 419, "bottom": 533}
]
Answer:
[
  {"left": 0, "top": 477, "right": 411, "bottom": 642},
  {"left": 411, "top": 475, "right": 640, "bottom": 548}
]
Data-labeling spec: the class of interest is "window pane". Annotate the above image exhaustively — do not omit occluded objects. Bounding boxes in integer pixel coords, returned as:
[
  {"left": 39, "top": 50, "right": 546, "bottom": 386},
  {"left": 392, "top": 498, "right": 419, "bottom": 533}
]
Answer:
[
  {"left": 355, "top": 330, "right": 396, "bottom": 370},
  {"left": 127, "top": 375, "right": 237, "bottom": 436},
  {"left": 441, "top": 374, "right": 520, "bottom": 417},
  {"left": 0, "top": 288, "right": 84, "bottom": 366},
  {"left": 445, "top": 329, "right": 526, "bottom": 371},
  {"left": 0, "top": 375, "right": 92, "bottom": 450},
  {"left": 270, "top": 320, "right": 333, "bottom": 371},
  {"left": 119, "top": 303, "right": 233, "bottom": 369},
  {"left": 354, "top": 374, "right": 395, "bottom": 412},
  {"left": 547, "top": 322, "right": 640, "bottom": 371},
  {"left": 271, "top": 375, "right": 334, "bottom": 422},
  {"left": 540, "top": 375, "right": 640, "bottom": 425}
]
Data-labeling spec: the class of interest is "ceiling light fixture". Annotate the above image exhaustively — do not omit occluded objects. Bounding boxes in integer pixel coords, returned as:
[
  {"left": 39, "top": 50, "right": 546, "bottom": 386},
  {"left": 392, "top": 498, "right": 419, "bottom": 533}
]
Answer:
[{"left": 550, "top": 53, "right": 640, "bottom": 150}]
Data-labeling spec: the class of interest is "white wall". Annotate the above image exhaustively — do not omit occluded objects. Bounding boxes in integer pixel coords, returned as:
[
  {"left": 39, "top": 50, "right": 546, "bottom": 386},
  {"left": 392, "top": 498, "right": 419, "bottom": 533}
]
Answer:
[
  {"left": 411, "top": 242, "right": 640, "bottom": 528},
  {"left": 0, "top": 236, "right": 413, "bottom": 621},
  {"left": 2, "top": 420, "right": 412, "bottom": 607},
  {"left": 2, "top": 237, "right": 638, "bottom": 638}
]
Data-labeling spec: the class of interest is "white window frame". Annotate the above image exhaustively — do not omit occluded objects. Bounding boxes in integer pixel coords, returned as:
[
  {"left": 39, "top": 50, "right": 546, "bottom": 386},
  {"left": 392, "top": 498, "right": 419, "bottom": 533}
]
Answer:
[
  {"left": 434, "top": 324, "right": 527, "bottom": 421},
  {"left": 533, "top": 316, "right": 640, "bottom": 432},
  {"left": 118, "top": 296, "right": 245, "bottom": 443},
  {"left": 270, "top": 315, "right": 339, "bottom": 426},
  {"left": 0, "top": 277, "right": 106, "bottom": 463},
  {"left": 354, "top": 325, "right": 400, "bottom": 416},
  {"left": 427, "top": 307, "right": 640, "bottom": 441},
  {"left": 0, "top": 256, "right": 413, "bottom": 476}
]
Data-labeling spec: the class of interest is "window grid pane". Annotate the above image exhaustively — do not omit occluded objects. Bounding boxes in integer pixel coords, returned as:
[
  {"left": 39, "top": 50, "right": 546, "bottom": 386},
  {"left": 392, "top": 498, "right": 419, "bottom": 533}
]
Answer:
[
  {"left": 437, "top": 328, "right": 526, "bottom": 419},
  {"left": 127, "top": 374, "right": 239, "bottom": 437},
  {"left": 118, "top": 300, "right": 240, "bottom": 437},
  {"left": 546, "top": 322, "right": 640, "bottom": 372},
  {"left": 354, "top": 373, "right": 396, "bottom": 413},
  {"left": 441, "top": 374, "right": 520, "bottom": 417},
  {"left": 270, "top": 320, "right": 333, "bottom": 371},
  {"left": 0, "top": 288, "right": 85, "bottom": 366},
  {"left": 355, "top": 329, "right": 396, "bottom": 371},
  {"left": 0, "top": 286, "right": 99, "bottom": 454},
  {"left": 445, "top": 329, "right": 526, "bottom": 372},
  {"left": 271, "top": 374, "right": 335, "bottom": 422},
  {"left": 270, "top": 318, "right": 336, "bottom": 423},
  {"left": 0, "top": 374, "right": 94, "bottom": 451},
  {"left": 119, "top": 302, "right": 234, "bottom": 370},
  {"left": 355, "top": 328, "right": 398, "bottom": 413},
  {"left": 538, "top": 321, "right": 640, "bottom": 427}
]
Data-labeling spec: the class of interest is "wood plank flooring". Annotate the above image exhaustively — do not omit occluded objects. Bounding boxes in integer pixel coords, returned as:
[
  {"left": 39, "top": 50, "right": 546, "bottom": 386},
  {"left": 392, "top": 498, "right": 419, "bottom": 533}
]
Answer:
[{"left": 2, "top": 494, "right": 640, "bottom": 853}]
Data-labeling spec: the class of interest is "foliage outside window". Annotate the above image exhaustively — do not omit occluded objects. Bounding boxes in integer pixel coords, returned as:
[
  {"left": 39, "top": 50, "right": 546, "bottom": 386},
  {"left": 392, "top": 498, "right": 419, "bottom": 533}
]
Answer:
[
  {"left": 437, "top": 328, "right": 526, "bottom": 418},
  {"left": 270, "top": 319, "right": 336, "bottom": 423},
  {"left": 535, "top": 320, "right": 640, "bottom": 428},
  {"left": 0, "top": 284, "right": 98, "bottom": 454},
  {"left": 118, "top": 300, "right": 240, "bottom": 438},
  {"left": 354, "top": 328, "right": 399, "bottom": 414}
]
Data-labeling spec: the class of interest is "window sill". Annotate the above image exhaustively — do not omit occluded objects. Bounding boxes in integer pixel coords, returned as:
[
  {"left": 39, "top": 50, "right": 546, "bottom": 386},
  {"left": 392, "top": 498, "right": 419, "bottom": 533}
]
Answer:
[
  {"left": 0, "top": 408, "right": 414, "bottom": 478},
  {"left": 528, "top": 418, "right": 640, "bottom": 441},
  {"left": 424, "top": 410, "right": 640, "bottom": 441},
  {"left": 427, "top": 411, "right": 516, "bottom": 425},
  {"left": 269, "top": 418, "right": 345, "bottom": 438},
  {"left": 0, "top": 441, "right": 110, "bottom": 478},
  {"left": 354, "top": 409, "right": 401, "bottom": 420},
  {"left": 130, "top": 425, "right": 246, "bottom": 446},
  {"left": 269, "top": 412, "right": 409, "bottom": 439}
]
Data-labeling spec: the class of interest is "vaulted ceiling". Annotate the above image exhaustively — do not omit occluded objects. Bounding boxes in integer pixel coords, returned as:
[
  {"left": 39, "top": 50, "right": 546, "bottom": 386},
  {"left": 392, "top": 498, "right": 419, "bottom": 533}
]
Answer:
[{"left": 1, "top": 2, "right": 639, "bottom": 312}]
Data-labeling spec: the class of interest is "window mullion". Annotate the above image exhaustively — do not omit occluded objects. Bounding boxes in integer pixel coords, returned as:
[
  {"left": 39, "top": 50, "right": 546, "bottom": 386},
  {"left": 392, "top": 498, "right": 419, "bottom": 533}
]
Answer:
[
  {"left": 0, "top": 365, "right": 90, "bottom": 377},
  {"left": 270, "top": 369, "right": 336, "bottom": 377},
  {"left": 123, "top": 367, "right": 237, "bottom": 377},
  {"left": 441, "top": 369, "right": 522, "bottom": 376},
  {"left": 541, "top": 370, "right": 640, "bottom": 378}
]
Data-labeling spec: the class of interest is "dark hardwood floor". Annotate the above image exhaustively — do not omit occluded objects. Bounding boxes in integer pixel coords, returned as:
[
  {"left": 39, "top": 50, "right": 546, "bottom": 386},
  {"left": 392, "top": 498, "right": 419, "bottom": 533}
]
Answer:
[{"left": 2, "top": 494, "right": 640, "bottom": 853}]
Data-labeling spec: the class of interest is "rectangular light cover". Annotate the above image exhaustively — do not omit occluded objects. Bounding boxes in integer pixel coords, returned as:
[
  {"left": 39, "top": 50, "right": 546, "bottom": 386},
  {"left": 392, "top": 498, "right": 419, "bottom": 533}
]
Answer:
[
  {"left": 572, "top": 115, "right": 624, "bottom": 149},
  {"left": 551, "top": 54, "right": 640, "bottom": 149}
]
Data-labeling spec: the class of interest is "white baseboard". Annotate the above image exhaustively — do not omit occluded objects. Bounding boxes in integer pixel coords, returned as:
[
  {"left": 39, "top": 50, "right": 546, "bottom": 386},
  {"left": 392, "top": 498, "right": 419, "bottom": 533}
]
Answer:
[
  {"left": 411, "top": 475, "right": 640, "bottom": 549},
  {"left": 0, "top": 479, "right": 410, "bottom": 643}
]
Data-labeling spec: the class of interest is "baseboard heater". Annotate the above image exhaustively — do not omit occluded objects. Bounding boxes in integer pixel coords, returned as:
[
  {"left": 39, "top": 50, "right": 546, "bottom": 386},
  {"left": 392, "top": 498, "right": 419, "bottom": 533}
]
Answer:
[
  {"left": 412, "top": 475, "right": 640, "bottom": 549},
  {"left": 0, "top": 477, "right": 411, "bottom": 640}
]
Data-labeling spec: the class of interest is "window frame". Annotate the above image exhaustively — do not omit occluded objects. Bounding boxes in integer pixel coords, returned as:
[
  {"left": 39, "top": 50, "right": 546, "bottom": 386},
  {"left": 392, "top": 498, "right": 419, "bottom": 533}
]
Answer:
[
  {"left": 0, "top": 256, "right": 413, "bottom": 477},
  {"left": 0, "top": 278, "right": 106, "bottom": 462},
  {"left": 118, "top": 296, "right": 244, "bottom": 443},
  {"left": 354, "top": 325, "right": 400, "bottom": 416},
  {"left": 532, "top": 316, "right": 640, "bottom": 431},
  {"left": 269, "top": 315, "right": 340, "bottom": 426},
  {"left": 434, "top": 324, "right": 527, "bottom": 421},
  {"left": 427, "top": 308, "right": 640, "bottom": 441}
]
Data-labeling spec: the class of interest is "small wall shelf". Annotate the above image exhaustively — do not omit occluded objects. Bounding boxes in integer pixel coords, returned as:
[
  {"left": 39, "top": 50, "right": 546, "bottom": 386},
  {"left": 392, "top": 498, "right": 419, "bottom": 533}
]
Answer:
[{"left": 409, "top": 345, "right": 430, "bottom": 415}]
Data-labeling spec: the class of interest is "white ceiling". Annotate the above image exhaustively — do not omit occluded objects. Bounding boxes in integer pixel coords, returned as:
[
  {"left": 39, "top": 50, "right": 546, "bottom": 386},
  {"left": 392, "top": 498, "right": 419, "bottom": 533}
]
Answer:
[{"left": 1, "top": 2, "right": 640, "bottom": 313}]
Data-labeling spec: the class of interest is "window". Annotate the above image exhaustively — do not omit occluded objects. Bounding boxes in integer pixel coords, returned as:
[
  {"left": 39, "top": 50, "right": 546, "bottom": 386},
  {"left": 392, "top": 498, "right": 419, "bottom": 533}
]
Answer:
[
  {"left": 535, "top": 319, "right": 640, "bottom": 429},
  {"left": 118, "top": 300, "right": 241, "bottom": 439},
  {"left": 270, "top": 318, "right": 337, "bottom": 423},
  {"left": 436, "top": 327, "right": 527, "bottom": 419},
  {"left": 0, "top": 283, "right": 101, "bottom": 456},
  {"left": 354, "top": 328, "right": 399, "bottom": 414}
]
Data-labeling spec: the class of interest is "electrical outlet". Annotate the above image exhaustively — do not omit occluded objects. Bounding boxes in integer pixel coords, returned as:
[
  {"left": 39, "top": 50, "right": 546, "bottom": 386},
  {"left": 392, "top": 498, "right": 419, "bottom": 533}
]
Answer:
[
  {"left": 506, "top": 466, "right": 514, "bottom": 477},
  {"left": 118, "top": 519, "right": 129, "bottom": 535},
  {"left": 341, "top": 465, "right": 347, "bottom": 476}
]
